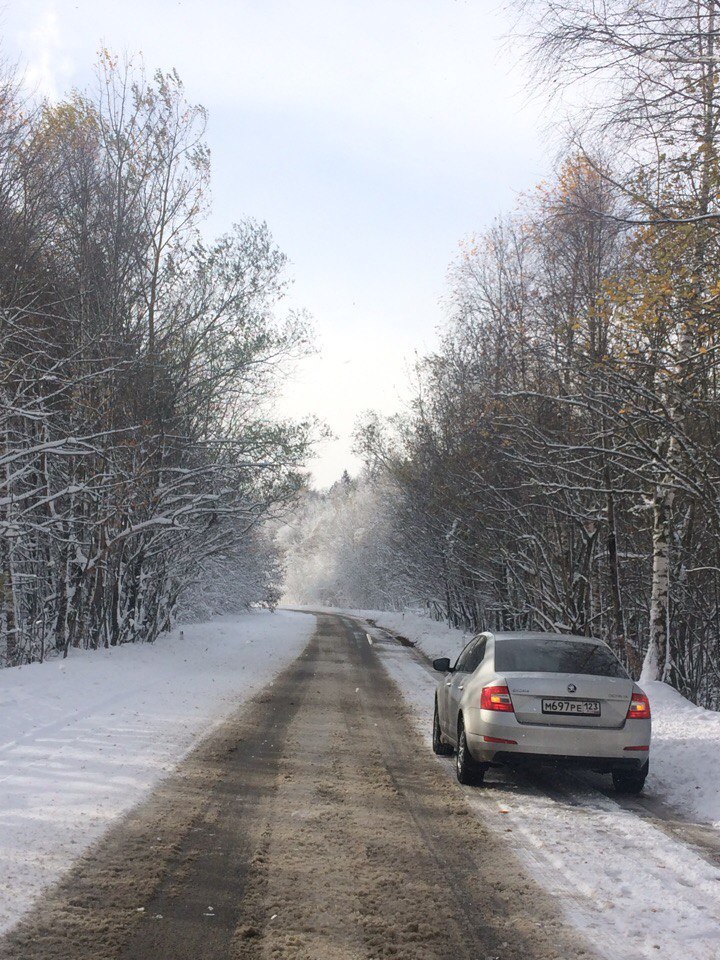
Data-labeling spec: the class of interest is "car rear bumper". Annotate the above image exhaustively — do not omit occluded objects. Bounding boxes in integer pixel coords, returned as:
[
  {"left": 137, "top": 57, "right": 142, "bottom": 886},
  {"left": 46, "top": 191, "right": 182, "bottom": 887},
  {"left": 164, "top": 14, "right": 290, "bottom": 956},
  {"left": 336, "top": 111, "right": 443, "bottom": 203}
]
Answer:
[
  {"left": 465, "top": 708, "right": 651, "bottom": 768},
  {"left": 484, "top": 750, "right": 647, "bottom": 773}
]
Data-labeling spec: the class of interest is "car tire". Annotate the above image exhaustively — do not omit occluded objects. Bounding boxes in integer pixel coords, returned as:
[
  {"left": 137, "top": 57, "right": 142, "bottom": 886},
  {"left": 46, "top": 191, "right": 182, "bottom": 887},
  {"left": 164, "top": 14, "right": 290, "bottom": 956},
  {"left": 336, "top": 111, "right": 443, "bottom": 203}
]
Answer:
[
  {"left": 612, "top": 762, "right": 648, "bottom": 794},
  {"left": 432, "top": 700, "right": 453, "bottom": 756},
  {"left": 456, "top": 716, "right": 486, "bottom": 786}
]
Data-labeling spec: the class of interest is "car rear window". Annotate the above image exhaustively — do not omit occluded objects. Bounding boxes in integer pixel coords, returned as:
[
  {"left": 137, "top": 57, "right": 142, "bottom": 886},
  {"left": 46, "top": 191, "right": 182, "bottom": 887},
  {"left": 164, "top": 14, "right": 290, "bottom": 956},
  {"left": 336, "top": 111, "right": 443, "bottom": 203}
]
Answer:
[{"left": 494, "top": 638, "right": 629, "bottom": 678}]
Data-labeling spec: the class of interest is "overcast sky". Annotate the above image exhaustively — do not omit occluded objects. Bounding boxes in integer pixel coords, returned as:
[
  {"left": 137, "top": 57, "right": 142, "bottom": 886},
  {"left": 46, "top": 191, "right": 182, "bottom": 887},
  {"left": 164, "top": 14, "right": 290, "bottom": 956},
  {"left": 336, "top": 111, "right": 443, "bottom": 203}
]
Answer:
[{"left": 4, "top": 0, "right": 556, "bottom": 486}]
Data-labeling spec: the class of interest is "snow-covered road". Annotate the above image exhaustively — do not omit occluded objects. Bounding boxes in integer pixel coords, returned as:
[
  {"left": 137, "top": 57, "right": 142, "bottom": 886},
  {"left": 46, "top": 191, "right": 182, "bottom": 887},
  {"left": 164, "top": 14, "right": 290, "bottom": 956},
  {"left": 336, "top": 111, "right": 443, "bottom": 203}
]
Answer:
[
  {"left": 368, "top": 621, "right": 720, "bottom": 960},
  {"left": 0, "top": 610, "right": 315, "bottom": 936},
  {"left": 2, "top": 606, "right": 719, "bottom": 959},
  {"left": 0, "top": 612, "right": 604, "bottom": 960}
]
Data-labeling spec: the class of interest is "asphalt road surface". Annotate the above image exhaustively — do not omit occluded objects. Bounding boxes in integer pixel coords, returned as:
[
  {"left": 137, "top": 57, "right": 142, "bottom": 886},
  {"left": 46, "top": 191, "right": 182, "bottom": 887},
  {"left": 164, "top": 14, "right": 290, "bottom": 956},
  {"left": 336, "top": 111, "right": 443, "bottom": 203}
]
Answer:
[{"left": 0, "top": 613, "right": 597, "bottom": 960}]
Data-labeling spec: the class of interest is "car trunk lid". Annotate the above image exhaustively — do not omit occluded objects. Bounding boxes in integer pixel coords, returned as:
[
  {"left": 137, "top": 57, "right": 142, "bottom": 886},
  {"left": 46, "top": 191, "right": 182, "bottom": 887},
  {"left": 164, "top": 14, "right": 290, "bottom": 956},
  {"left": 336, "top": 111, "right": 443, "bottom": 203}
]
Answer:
[{"left": 505, "top": 673, "right": 633, "bottom": 729}]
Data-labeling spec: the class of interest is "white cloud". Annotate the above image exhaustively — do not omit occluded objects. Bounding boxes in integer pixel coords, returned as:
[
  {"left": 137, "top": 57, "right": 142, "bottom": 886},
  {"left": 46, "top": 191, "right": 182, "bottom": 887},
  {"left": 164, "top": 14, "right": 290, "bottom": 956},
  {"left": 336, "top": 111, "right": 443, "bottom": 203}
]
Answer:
[
  {"left": 16, "top": 1, "right": 75, "bottom": 101},
  {"left": 9, "top": 1, "right": 541, "bottom": 174}
]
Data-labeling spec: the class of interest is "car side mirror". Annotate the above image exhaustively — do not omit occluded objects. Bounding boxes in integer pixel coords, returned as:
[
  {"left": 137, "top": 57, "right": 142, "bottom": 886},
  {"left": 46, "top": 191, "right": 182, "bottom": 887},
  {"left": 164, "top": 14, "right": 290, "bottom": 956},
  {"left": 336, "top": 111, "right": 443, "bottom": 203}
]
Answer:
[{"left": 433, "top": 657, "right": 452, "bottom": 673}]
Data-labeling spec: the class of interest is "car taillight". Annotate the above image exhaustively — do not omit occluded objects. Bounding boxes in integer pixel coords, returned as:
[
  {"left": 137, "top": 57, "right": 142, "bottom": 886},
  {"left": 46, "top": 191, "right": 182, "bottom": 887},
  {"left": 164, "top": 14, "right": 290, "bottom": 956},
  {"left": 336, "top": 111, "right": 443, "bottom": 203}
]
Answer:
[
  {"left": 626, "top": 692, "right": 651, "bottom": 720},
  {"left": 481, "top": 685, "right": 514, "bottom": 712}
]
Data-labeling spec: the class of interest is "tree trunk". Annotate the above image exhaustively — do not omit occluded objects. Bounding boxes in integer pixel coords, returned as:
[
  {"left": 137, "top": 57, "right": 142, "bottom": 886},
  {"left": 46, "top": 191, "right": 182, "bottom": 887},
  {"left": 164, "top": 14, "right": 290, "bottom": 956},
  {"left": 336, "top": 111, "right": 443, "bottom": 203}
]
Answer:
[{"left": 642, "top": 486, "right": 674, "bottom": 682}]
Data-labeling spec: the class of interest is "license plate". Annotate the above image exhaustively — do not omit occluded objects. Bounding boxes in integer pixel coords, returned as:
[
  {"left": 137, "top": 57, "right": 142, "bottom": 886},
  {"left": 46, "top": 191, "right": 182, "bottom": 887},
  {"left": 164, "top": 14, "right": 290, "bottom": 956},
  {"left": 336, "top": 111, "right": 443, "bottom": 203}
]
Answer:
[{"left": 541, "top": 698, "right": 601, "bottom": 716}]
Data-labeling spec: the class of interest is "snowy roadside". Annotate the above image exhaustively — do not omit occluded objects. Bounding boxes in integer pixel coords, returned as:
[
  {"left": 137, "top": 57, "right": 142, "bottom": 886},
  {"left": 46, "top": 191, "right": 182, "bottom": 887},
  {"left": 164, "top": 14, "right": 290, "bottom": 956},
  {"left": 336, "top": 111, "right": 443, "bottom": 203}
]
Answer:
[
  {"left": 366, "top": 625, "right": 720, "bottom": 960},
  {"left": 0, "top": 610, "right": 315, "bottom": 936},
  {"left": 335, "top": 607, "right": 720, "bottom": 830}
]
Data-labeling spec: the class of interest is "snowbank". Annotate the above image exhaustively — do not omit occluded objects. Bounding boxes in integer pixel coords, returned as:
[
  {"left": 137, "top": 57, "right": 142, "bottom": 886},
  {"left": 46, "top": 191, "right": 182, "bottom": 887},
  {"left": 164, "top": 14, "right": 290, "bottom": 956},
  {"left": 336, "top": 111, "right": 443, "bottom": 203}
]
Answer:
[
  {"left": 644, "top": 678, "right": 720, "bottom": 827},
  {"left": 338, "top": 607, "right": 720, "bottom": 828},
  {"left": 0, "top": 610, "right": 315, "bottom": 935}
]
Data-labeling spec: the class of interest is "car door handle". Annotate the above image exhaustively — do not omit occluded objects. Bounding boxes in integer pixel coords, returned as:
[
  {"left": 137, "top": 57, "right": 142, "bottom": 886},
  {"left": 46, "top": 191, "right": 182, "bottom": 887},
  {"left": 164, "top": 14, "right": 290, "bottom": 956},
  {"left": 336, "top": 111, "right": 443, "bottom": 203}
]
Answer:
[
  {"left": 458, "top": 684, "right": 464, "bottom": 691},
  {"left": 445, "top": 680, "right": 452, "bottom": 686}
]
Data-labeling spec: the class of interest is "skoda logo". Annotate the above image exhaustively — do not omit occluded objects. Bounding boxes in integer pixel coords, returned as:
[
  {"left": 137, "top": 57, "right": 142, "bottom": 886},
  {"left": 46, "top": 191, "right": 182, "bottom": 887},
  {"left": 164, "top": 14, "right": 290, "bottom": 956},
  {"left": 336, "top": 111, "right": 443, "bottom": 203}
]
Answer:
[{"left": 567, "top": 683, "right": 577, "bottom": 693}]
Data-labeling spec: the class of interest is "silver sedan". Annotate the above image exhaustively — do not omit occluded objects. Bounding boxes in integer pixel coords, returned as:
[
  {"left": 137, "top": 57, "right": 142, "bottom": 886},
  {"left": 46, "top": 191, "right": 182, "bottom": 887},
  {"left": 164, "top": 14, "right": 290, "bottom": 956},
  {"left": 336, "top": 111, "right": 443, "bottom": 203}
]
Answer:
[{"left": 432, "top": 631, "right": 651, "bottom": 792}]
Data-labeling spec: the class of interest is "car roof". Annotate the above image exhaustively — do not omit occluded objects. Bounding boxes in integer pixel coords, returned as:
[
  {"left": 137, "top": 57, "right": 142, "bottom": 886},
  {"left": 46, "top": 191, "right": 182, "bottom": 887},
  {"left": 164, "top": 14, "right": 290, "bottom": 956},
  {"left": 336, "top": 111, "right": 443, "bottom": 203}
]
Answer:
[{"left": 484, "top": 630, "right": 603, "bottom": 646}]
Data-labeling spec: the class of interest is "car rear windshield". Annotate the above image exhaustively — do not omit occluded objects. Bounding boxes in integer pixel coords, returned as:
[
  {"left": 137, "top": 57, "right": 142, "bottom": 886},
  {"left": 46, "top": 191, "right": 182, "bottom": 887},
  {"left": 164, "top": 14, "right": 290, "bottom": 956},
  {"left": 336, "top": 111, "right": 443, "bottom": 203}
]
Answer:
[{"left": 494, "top": 638, "right": 629, "bottom": 678}]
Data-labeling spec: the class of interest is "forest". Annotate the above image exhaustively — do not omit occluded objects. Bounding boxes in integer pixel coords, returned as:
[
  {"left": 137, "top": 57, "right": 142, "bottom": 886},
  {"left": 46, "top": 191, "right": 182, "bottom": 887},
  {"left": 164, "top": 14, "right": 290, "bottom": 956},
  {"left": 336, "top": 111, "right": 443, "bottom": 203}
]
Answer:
[
  {"left": 5, "top": 1, "right": 720, "bottom": 712},
  {"left": 284, "top": 0, "right": 720, "bottom": 708},
  {"left": 0, "top": 53, "right": 312, "bottom": 666}
]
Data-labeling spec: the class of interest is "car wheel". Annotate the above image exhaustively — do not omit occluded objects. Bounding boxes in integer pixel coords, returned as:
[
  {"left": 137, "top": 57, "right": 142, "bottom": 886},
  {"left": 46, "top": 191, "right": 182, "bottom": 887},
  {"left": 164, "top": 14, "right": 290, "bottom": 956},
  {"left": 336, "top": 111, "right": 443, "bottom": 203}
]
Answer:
[
  {"left": 432, "top": 699, "right": 453, "bottom": 756},
  {"left": 612, "top": 762, "right": 648, "bottom": 794},
  {"left": 456, "top": 716, "right": 486, "bottom": 786}
]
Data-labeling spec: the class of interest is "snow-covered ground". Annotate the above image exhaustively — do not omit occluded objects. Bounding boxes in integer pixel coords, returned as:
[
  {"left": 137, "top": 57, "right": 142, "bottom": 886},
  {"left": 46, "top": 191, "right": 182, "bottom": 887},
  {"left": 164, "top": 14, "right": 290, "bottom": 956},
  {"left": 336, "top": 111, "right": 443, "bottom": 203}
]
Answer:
[
  {"left": 365, "top": 623, "right": 720, "bottom": 960},
  {"left": 339, "top": 607, "right": 720, "bottom": 829},
  {"left": 0, "top": 610, "right": 315, "bottom": 936},
  {"left": 644, "top": 679, "right": 720, "bottom": 827}
]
